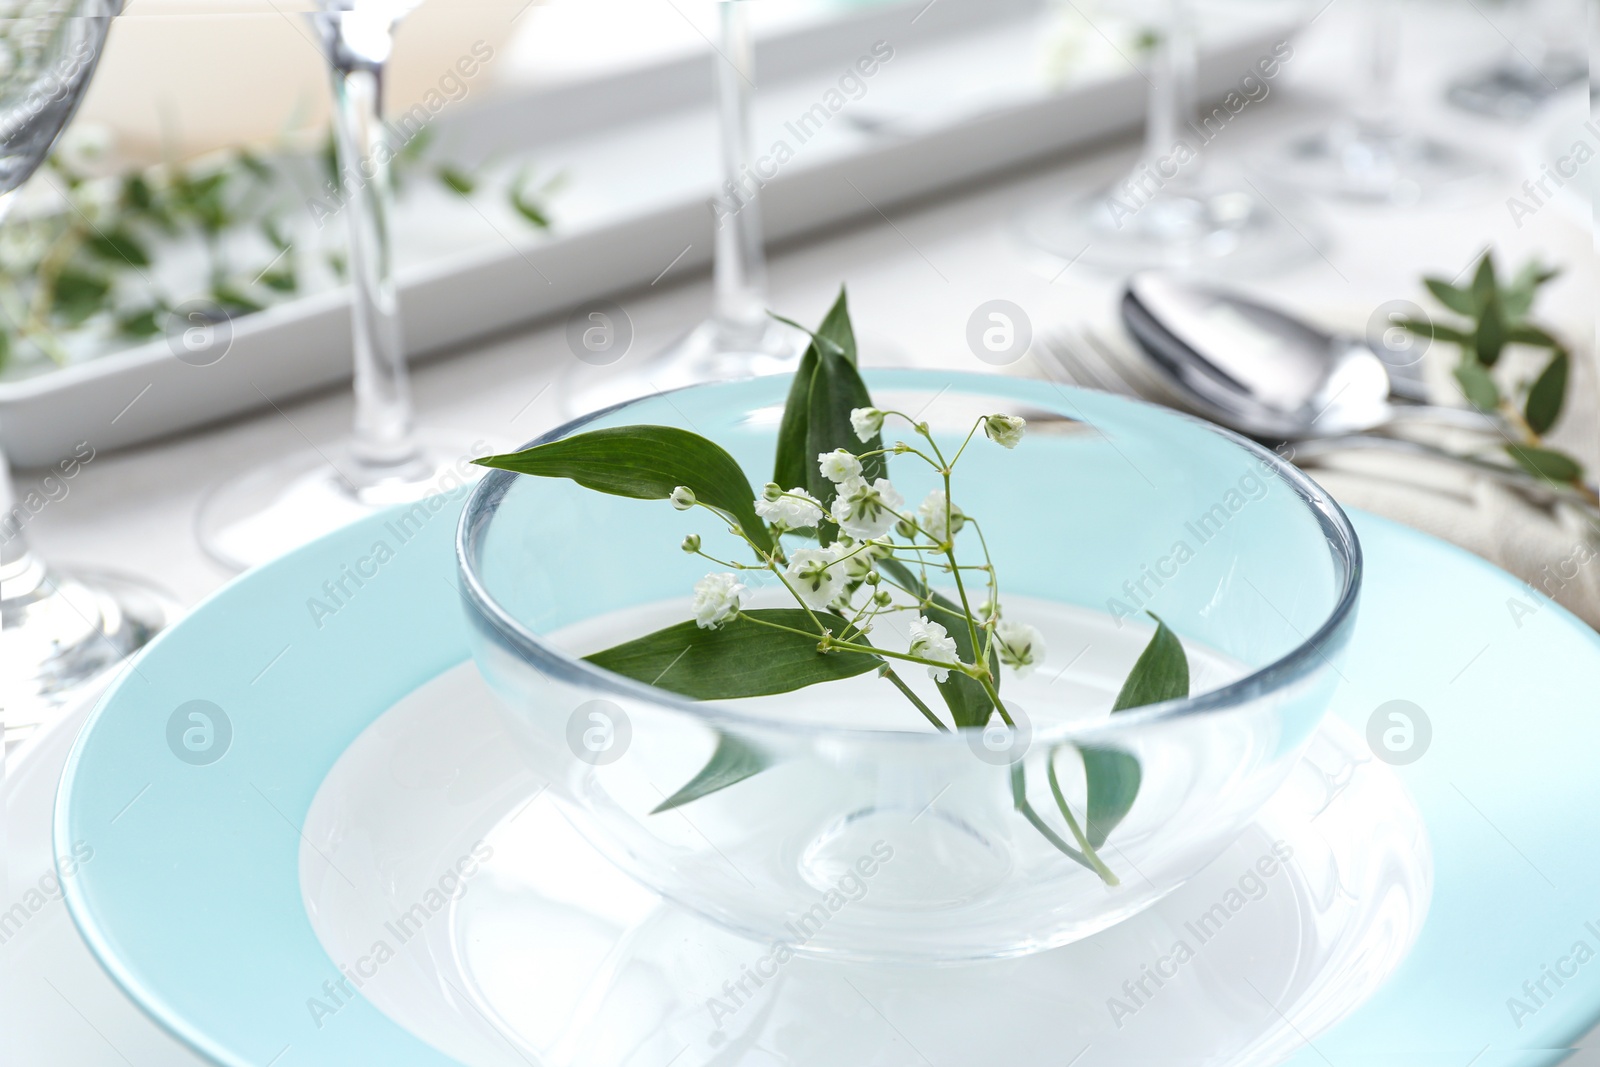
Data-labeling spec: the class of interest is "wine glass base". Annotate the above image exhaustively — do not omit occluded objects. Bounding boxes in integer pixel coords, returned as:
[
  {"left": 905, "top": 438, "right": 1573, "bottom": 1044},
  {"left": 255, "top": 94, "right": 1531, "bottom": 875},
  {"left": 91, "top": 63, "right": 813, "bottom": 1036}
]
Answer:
[
  {"left": 1447, "top": 53, "right": 1585, "bottom": 121},
  {"left": 561, "top": 315, "right": 809, "bottom": 419},
  {"left": 1268, "top": 124, "right": 1498, "bottom": 205},
  {"left": 195, "top": 432, "right": 490, "bottom": 573},
  {"left": 1, "top": 558, "right": 177, "bottom": 747},
  {"left": 1018, "top": 179, "right": 1322, "bottom": 276}
]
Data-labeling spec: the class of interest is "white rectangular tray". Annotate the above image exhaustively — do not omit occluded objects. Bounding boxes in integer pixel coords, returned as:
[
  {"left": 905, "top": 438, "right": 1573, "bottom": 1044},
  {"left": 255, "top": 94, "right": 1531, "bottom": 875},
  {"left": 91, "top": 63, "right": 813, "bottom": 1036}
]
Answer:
[{"left": 0, "top": 0, "right": 1298, "bottom": 467}]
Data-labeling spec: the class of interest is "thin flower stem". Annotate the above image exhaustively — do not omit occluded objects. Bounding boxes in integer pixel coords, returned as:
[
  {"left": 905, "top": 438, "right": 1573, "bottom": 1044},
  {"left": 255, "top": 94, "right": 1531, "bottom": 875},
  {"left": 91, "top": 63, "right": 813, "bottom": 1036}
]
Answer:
[
  {"left": 737, "top": 613, "right": 971, "bottom": 673},
  {"left": 946, "top": 417, "right": 986, "bottom": 468},
  {"left": 882, "top": 668, "right": 948, "bottom": 731},
  {"left": 1046, "top": 749, "right": 1119, "bottom": 886}
]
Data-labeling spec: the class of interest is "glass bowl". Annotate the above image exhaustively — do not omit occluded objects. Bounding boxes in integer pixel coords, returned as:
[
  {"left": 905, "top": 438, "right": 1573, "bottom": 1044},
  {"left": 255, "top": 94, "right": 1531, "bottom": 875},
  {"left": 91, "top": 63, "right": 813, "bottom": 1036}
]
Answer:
[{"left": 455, "top": 371, "right": 1361, "bottom": 962}]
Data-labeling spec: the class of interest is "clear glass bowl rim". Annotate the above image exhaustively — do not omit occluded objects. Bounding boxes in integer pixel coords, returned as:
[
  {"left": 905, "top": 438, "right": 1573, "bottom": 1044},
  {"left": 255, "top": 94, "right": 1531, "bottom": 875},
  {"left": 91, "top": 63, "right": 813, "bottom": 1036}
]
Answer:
[{"left": 455, "top": 371, "right": 1363, "bottom": 747}]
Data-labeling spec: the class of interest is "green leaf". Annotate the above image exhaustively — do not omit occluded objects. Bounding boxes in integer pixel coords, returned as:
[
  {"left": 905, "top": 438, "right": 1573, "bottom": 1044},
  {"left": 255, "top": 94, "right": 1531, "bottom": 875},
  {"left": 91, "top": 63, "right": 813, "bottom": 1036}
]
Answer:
[
  {"left": 86, "top": 228, "right": 151, "bottom": 267},
  {"left": 585, "top": 608, "right": 879, "bottom": 699},
  {"left": 1503, "top": 261, "right": 1558, "bottom": 319},
  {"left": 259, "top": 267, "right": 297, "bottom": 293},
  {"left": 1079, "top": 747, "right": 1141, "bottom": 849},
  {"left": 1504, "top": 323, "right": 1561, "bottom": 349},
  {"left": 877, "top": 558, "right": 995, "bottom": 729},
  {"left": 1424, "top": 277, "right": 1477, "bottom": 316},
  {"left": 437, "top": 164, "right": 476, "bottom": 196},
  {"left": 116, "top": 306, "right": 163, "bottom": 339},
  {"left": 773, "top": 286, "right": 860, "bottom": 494},
  {"left": 476, "top": 425, "right": 773, "bottom": 554},
  {"left": 1506, "top": 444, "right": 1584, "bottom": 485},
  {"left": 1397, "top": 317, "right": 1470, "bottom": 345},
  {"left": 1474, "top": 291, "right": 1505, "bottom": 367},
  {"left": 653, "top": 733, "right": 771, "bottom": 814},
  {"left": 805, "top": 346, "right": 884, "bottom": 517},
  {"left": 1524, "top": 351, "right": 1568, "bottom": 436},
  {"left": 1453, "top": 363, "right": 1500, "bottom": 411},
  {"left": 509, "top": 169, "right": 553, "bottom": 229},
  {"left": 1111, "top": 614, "right": 1190, "bottom": 712},
  {"left": 1470, "top": 253, "right": 1497, "bottom": 307},
  {"left": 50, "top": 268, "right": 112, "bottom": 327},
  {"left": 772, "top": 342, "right": 819, "bottom": 493},
  {"left": 212, "top": 283, "right": 265, "bottom": 314},
  {"left": 1076, "top": 614, "right": 1190, "bottom": 851}
]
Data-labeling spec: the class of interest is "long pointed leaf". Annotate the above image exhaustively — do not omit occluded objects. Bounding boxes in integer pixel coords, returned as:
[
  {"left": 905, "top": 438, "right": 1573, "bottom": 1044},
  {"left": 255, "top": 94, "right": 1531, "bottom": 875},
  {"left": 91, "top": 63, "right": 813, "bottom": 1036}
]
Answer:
[
  {"left": 1077, "top": 614, "right": 1190, "bottom": 851},
  {"left": 877, "top": 558, "right": 995, "bottom": 729},
  {"left": 1523, "top": 350, "right": 1568, "bottom": 436},
  {"left": 585, "top": 608, "right": 879, "bottom": 699},
  {"left": 653, "top": 733, "right": 770, "bottom": 813},
  {"left": 476, "top": 426, "right": 771, "bottom": 554},
  {"left": 1111, "top": 614, "right": 1190, "bottom": 712}
]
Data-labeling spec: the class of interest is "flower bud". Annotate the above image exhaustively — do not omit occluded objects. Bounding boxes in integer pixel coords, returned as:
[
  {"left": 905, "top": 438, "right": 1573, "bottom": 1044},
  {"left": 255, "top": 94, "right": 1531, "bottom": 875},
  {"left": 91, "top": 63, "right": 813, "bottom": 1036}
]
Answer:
[
  {"left": 895, "top": 517, "right": 916, "bottom": 538},
  {"left": 681, "top": 534, "right": 701, "bottom": 553},
  {"left": 762, "top": 482, "right": 784, "bottom": 502},
  {"left": 865, "top": 571, "right": 881, "bottom": 586},
  {"left": 873, "top": 589, "right": 893, "bottom": 607},
  {"left": 670, "top": 485, "right": 697, "bottom": 510}
]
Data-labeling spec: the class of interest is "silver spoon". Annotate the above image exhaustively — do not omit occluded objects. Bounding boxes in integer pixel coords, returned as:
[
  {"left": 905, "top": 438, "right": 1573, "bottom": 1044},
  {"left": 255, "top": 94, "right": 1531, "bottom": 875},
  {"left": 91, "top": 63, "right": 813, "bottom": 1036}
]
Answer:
[{"left": 1117, "top": 272, "right": 1600, "bottom": 511}]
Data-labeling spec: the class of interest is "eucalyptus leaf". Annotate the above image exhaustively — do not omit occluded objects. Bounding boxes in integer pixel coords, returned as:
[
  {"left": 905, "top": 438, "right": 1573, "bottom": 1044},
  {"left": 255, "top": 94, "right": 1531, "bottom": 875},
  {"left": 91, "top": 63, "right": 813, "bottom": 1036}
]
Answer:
[
  {"left": 1453, "top": 362, "right": 1500, "bottom": 411},
  {"left": 475, "top": 425, "right": 773, "bottom": 554},
  {"left": 805, "top": 345, "right": 884, "bottom": 514},
  {"left": 1504, "top": 262, "right": 1558, "bottom": 319},
  {"left": 585, "top": 608, "right": 879, "bottom": 699},
  {"left": 1505, "top": 323, "right": 1561, "bottom": 349},
  {"left": 1524, "top": 351, "right": 1568, "bottom": 436},
  {"left": 1470, "top": 253, "right": 1497, "bottom": 307},
  {"left": 652, "top": 733, "right": 772, "bottom": 813},
  {"left": 1474, "top": 291, "right": 1505, "bottom": 367},
  {"left": 1424, "top": 277, "right": 1477, "bottom": 316},
  {"left": 1397, "top": 317, "right": 1470, "bottom": 345},
  {"left": 86, "top": 229, "right": 150, "bottom": 268},
  {"left": 1506, "top": 444, "right": 1584, "bottom": 485}
]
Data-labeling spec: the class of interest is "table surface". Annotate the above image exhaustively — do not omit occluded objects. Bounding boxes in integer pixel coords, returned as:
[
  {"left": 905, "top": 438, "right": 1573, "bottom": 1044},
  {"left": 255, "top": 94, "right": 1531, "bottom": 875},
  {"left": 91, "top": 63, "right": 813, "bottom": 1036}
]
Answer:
[{"left": 5, "top": 0, "right": 1600, "bottom": 1058}]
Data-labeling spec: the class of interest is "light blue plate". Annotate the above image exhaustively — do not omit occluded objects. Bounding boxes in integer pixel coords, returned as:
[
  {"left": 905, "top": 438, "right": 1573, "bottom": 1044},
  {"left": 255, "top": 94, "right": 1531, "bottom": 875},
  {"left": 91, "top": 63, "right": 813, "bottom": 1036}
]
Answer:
[{"left": 57, "top": 492, "right": 1600, "bottom": 1066}]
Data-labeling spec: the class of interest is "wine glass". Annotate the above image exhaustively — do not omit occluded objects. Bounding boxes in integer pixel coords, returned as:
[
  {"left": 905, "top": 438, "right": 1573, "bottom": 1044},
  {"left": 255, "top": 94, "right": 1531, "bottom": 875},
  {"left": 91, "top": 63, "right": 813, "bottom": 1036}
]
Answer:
[
  {"left": 1447, "top": 0, "right": 1585, "bottom": 120},
  {"left": 563, "top": 0, "right": 806, "bottom": 416},
  {"left": 1018, "top": 0, "right": 1316, "bottom": 274},
  {"left": 1267, "top": 0, "right": 1496, "bottom": 203},
  {"left": 0, "top": 0, "right": 175, "bottom": 743},
  {"left": 194, "top": 0, "right": 483, "bottom": 572}
]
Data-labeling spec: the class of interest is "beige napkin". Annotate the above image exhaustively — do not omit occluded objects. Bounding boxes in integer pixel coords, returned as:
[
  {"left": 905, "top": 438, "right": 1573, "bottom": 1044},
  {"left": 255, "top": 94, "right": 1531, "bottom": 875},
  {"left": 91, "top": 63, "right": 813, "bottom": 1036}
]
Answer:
[{"left": 1300, "top": 450, "right": 1600, "bottom": 631}]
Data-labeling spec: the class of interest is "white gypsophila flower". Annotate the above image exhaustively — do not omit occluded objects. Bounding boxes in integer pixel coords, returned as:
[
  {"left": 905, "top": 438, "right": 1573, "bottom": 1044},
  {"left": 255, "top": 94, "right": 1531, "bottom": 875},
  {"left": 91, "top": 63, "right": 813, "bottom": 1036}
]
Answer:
[
  {"left": 917, "top": 489, "right": 965, "bottom": 540},
  {"left": 995, "top": 620, "right": 1045, "bottom": 677},
  {"left": 850, "top": 407, "right": 885, "bottom": 443},
  {"left": 830, "top": 477, "right": 903, "bottom": 540},
  {"left": 755, "top": 487, "right": 824, "bottom": 529},
  {"left": 786, "top": 547, "right": 846, "bottom": 610},
  {"left": 983, "top": 414, "right": 1027, "bottom": 449},
  {"left": 670, "top": 485, "right": 697, "bottom": 510},
  {"left": 817, "top": 448, "right": 863, "bottom": 484},
  {"left": 907, "top": 615, "right": 960, "bottom": 682},
  {"left": 691, "top": 572, "right": 747, "bottom": 629}
]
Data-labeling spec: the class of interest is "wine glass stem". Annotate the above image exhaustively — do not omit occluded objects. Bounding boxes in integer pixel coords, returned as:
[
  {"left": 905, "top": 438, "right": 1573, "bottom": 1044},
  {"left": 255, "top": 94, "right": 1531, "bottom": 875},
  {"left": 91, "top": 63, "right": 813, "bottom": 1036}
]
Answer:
[
  {"left": 1141, "top": 0, "right": 1199, "bottom": 178},
  {"left": 1356, "top": 0, "right": 1400, "bottom": 134},
  {"left": 712, "top": 0, "right": 767, "bottom": 330},
  {"left": 0, "top": 452, "right": 30, "bottom": 570},
  {"left": 325, "top": 35, "right": 418, "bottom": 477}
]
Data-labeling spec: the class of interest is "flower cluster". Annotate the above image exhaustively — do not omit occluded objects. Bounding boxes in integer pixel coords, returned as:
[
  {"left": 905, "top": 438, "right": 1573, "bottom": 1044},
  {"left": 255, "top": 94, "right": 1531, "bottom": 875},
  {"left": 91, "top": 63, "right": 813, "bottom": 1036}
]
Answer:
[{"left": 674, "top": 404, "right": 1045, "bottom": 704}]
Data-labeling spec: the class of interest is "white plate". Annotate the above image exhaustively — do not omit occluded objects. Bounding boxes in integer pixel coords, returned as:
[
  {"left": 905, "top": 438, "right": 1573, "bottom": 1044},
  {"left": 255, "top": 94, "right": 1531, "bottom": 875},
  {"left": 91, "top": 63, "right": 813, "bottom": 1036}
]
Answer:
[{"left": 300, "top": 662, "right": 1431, "bottom": 1067}]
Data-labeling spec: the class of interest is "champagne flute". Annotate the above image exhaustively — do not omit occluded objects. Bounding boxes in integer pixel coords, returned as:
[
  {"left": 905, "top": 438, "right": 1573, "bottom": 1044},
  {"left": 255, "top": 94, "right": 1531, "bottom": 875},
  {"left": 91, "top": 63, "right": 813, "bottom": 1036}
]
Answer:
[
  {"left": 195, "top": 0, "right": 482, "bottom": 572},
  {"left": 563, "top": 0, "right": 806, "bottom": 416},
  {"left": 1, "top": 0, "right": 174, "bottom": 741},
  {"left": 1019, "top": 0, "right": 1315, "bottom": 274},
  {"left": 1269, "top": 0, "right": 1495, "bottom": 203}
]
